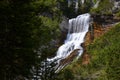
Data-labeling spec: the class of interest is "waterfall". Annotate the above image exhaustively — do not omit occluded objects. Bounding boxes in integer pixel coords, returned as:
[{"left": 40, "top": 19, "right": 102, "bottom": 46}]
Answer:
[
  {"left": 81, "top": 0, "right": 85, "bottom": 4},
  {"left": 75, "top": 0, "right": 79, "bottom": 12},
  {"left": 32, "top": 13, "right": 91, "bottom": 80},
  {"left": 93, "top": 0, "right": 100, "bottom": 8},
  {"left": 68, "top": 0, "right": 71, "bottom": 7},
  {"left": 47, "top": 13, "right": 91, "bottom": 72},
  {"left": 68, "top": 0, "right": 85, "bottom": 8}
]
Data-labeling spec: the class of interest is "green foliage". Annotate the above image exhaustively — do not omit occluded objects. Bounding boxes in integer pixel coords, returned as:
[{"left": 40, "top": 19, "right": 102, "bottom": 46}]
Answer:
[
  {"left": 58, "top": 0, "right": 93, "bottom": 18},
  {"left": 58, "top": 0, "right": 76, "bottom": 18},
  {"left": 0, "top": 0, "right": 61, "bottom": 79},
  {"left": 116, "top": 11, "right": 120, "bottom": 17},
  {"left": 57, "top": 23, "right": 120, "bottom": 80},
  {"left": 90, "top": 0, "right": 113, "bottom": 14},
  {"left": 93, "top": 0, "right": 97, "bottom": 3},
  {"left": 85, "top": 23, "right": 120, "bottom": 80},
  {"left": 56, "top": 68, "right": 75, "bottom": 80},
  {"left": 78, "top": 0, "right": 93, "bottom": 14}
]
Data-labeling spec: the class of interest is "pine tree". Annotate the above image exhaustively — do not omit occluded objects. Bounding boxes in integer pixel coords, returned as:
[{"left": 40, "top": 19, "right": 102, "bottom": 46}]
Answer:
[{"left": 0, "top": 0, "right": 61, "bottom": 79}]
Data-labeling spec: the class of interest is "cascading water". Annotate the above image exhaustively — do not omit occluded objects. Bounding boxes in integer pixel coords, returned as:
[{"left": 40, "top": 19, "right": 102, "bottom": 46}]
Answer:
[
  {"left": 81, "top": 0, "right": 85, "bottom": 4},
  {"left": 47, "top": 13, "right": 91, "bottom": 72},
  {"left": 68, "top": 0, "right": 85, "bottom": 8},
  {"left": 68, "top": 0, "right": 71, "bottom": 7},
  {"left": 93, "top": 0, "right": 100, "bottom": 8},
  {"left": 32, "top": 13, "right": 91, "bottom": 80},
  {"left": 75, "top": 0, "right": 79, "bottom": 12}
]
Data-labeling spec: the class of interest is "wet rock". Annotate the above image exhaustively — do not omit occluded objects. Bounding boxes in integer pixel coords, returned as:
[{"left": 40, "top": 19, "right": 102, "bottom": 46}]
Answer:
[
  {"left": 59, "top": 16, "right": 69, "bottom": 44},
  {"left": 59, "top": 16, "right": 69, "bottom": 32},
  {"left": 112, "top": 0, "right": 120, "bottom": 13}
]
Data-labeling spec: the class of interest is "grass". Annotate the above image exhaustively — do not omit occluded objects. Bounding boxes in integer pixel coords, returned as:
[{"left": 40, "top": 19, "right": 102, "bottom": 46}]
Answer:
[{"left": 57, "top": 23, "right": 120, "bottom": 80}]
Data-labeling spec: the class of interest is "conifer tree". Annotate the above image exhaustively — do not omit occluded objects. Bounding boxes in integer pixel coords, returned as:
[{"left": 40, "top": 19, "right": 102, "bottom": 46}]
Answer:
[{"left": 0, "top": 0, "right": 61, "bottom": 79}]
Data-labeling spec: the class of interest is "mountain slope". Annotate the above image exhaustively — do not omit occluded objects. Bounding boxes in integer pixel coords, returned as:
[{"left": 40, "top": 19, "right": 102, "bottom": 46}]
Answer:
[{"left": 57, "top": 23, "right": 120, "bottom": 80}]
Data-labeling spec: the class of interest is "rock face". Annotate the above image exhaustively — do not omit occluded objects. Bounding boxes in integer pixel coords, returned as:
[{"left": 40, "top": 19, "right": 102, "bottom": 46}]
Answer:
[
  {"left": 59, "top": 16, "right": 69, "bottom": 44},
  {"left": 59, "top": 16, "right": 69, "bottom": 32},
  {"left": 112, "top": 0, "right": 120, "bottom": 13},
  {"left": 84, "top": 13, "right": 119, "bottom": 46},
  {"left": 82, "top": 22, "right": 113, "bottom": 65},
  {"left": 56, "top": 49, "right": 80, "bottom": 71},
  {"left": 91, "top": 14, "right": 120, "bottom": 25},
  {"left": 58, "top": 11, "right": 119, "bottom": 66}
]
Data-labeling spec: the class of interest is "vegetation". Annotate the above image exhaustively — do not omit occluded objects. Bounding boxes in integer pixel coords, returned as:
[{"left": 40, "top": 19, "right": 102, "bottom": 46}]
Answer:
[
  {"left": 57, "top": 23, "right": 120, "bottom": 80},
  {"left": 59, "top": 0, "right": 93, "bottom": 18},
  {"left": 0, "top": 0, "right": 61, "bottom": 79},
  {"left": 90, "top": 0, "right": 114, "bottom": 14},
  {"left": 0, "top": 0, "right": 120, "bottom": 80},
  {"left": 78, "top": 0, "right": 93, "bottom": 14},
  {"left": 116, "top": 11, "right": 120, "bottom": 17}
]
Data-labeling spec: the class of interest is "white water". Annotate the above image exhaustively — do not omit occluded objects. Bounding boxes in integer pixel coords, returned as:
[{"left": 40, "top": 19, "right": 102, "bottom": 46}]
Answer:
[
  {"left": 68, "top": 0, "right": 71, "bottom": 7},
  {"left": 68, "top": 0, "right": 85, "bottom": 8},
  {"left": 75, "top": 0, "right": 79, "bottom": 12},
  {"left": 47, "top": 13, "right": 90, "bottom": 71},
  {"left": 113, "top": 1, "right": 120, "bottom": 10},
  {"left": 81, "top": 0, "right": 85, "bottom": 4},
  {"left": 93, "top": 0, "right": 100, "bottom": 8}
]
